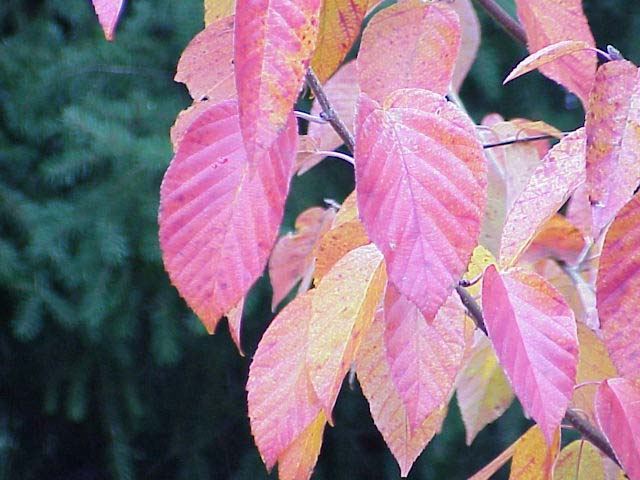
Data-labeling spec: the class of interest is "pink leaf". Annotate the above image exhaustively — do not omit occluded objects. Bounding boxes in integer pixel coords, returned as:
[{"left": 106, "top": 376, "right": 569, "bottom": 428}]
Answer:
[
  {"left": 597, "top": 192, "right": 640, "bottom": 381},
  {"left": 234, "top": 0, "right": 322, "bottom": 164},
  {"left": 355, "top": 89, "right": 486, "bottom": 321},
  {"left": 158, "top": 100, "right": 296, "bottom": 333},
  {"left": 175, "top": 16, "right": 236, "bottom": 103},
  {"left": 247, "top": 290, "right": 322, "bottom": 470},
  {"left": 499, "top": 128, "right": 586, "bottom": 266},
  {"left": 268, "top": 207, "right": 336, "bottom": 309},
  {"left": 357, "top": 0, "right": 460, "bottom": 101},
  {"left": 91, "top": 0, "right": 125, "bottom": 41},
  {"left": 357, "top": 307, "right": 447, "bottom": 477},
  {"left": 586, "top": 60, "right": 640, "bottom": 237},
  {"left": 504, "top": 40, "right": 592, "bottom": 85},
  {"left": 514, "top": 0, "right": 596, "bottom": 105},
  {"left": 482, "top": 265, "right": 579, "bottom": 444},
  {"left": 450, "top": 0, "right": 481, "bottom": 92},
  {"left": 595, "top": 378, "right": 640, "bottom": 479},
  {"left": 226, "top": 298, "right": 244, "bottom": 355},
  {"left": 384, "top": 284, "right": 470, "bottom": 431}
]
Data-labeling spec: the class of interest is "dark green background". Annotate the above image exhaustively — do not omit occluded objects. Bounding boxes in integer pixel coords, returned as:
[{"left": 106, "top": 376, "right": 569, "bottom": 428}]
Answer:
[{"left": 1, "top": 1, "right": 637, "bottom": 479}]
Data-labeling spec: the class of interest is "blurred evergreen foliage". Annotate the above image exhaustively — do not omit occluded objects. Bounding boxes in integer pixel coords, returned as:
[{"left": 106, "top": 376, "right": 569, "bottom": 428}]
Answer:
[{"left": 0, "top": 1, "right": 638, "bottom": 479}]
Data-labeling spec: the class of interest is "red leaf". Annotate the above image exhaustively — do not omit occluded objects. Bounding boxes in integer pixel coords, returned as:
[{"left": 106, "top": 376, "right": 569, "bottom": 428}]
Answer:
[
  {"left": 159, "top": 100, "right": 296, "bottom": 333},
  {"left": 310, "top": 0, "right": 368, "bottom": 83},
  {"left": 384, "top": 284, "right": 470, "bottom": 431},
  {"left": 175, "top": 16, "right": 236, "bottom": 103},
  {"left": 514, "top": 0, "right": 596, "bottom": 105},
  {"left": 597, "top": 192, "right": 640, "bottom": 381},
  {"left": 357, "top": 307, "right": 447, "bottom": 476},
  {"left": 247, "top": 290, "right": 322, "bottom": 470},
  {"left": 91, "top": 0, "right": 125, "bottom": 41},
  {"left": 355, "top": 89, "right": 486, "bottom": 321},
  {"left": 482, "top": 265, "right": 579, "bottom": 444},
  {"left": 307, "top": 244, "right": 386, "bottom": 417},
  {"left": 357, "top": 0, "right": 460, "bottom": 101},
  {"left": 499, "top": 128, "right": 586, "bottom": 266},
  {"left": 595, "top": 378, "right": 640, "bottom": 479},
  {"left": 586, "top": 60, "right": 640, "bottom": 237},
  {"left": 269, "top": 207, "right": 336, "bottom": 309},
  {"left": 234, "top": 0, "right": 321, "bottom": 163}
]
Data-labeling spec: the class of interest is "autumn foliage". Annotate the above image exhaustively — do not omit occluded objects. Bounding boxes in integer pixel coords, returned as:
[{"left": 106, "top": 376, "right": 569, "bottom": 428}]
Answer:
[{"left": 94, "top": 0, "right": 640, "bottom": 478}]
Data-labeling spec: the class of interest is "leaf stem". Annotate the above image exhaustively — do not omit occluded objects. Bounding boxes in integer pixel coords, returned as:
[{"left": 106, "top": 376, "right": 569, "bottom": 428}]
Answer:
[
  {"left": 294, "top": 110, "right": 329, "bottom": 124},
  {"left": 473, "top": 0, "right": 527, "bottom": 46},
  {"left": 305, "top": 67, "right": 356, "bottom": 153},
  {"left": 482, "top": 133, "right": 561, "bottom": 149},
  {"left": 315, "top": 151, "right": 355, "bottom": 165}
]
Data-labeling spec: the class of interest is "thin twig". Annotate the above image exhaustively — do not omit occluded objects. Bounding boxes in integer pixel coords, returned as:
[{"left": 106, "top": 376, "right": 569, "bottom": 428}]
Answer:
[
  {"left": 305, "top": 67, "right": 355, "bottom": 153},
  {"left": 473, "top": 0, "right": 527, "bottom": 46},
  {"left": 482, "top": 134, "right": 560, "bottom": 149},
  {"left": 294, "top": 110, "right": 328, "bottom": 124}
]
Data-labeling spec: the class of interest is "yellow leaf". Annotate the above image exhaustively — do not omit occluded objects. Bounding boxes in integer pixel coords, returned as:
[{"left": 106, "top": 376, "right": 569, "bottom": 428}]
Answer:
[
  {"left": 510, "top": 425, "right": 560, "bottom": 479},
  {"left": 204, "top": 0, "right": 234, "bottom": 25},
  {"left": 463, "top": 245, "right": 496, "bottom": 298},
  {"left": 307, "top": 244, "right": 386, "bottom": 419},
  {"left": 277, "top": 412, "right": 326, "bottom": 480},
  {"left": 554, "top": 440, "right": 605, "bottom": 480}
]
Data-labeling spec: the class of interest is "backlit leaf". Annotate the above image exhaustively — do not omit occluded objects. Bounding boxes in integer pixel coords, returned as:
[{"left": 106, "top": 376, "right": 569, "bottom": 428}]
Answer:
[
  {"left": 482, "top": 265, "right": 579, "bottom": 443},
  {"left": 277, "top": 411, "right": 326, "bottom": 480},
  {"left": 307, "top": 244, "right": 386, "bottom": 417},
  {"left": 499, "top": 128, "right": 586, "bottom": 267},
  {"left": 355, "top": 88, "right": 486, "bottom": 322},
  {"left": 586, "top": 60, "right": 640, "bottom": 237},
  {"left": 595, "top": 378, "right": 640, "bottom": 480},
  {"left": 456, "top": 334, "right": 514, "bottom": 445},
  {"left": 572, "top": 323, "right": 618, "bottom": 426},
  {"left": 384, "top": 284, "right": 470, "bottom": 431},
  {"left": 247, "top": 291, "right": 322, "bottom": 470},
  {"left": 91, "top": 0, "right": 125, "bottom": 41},
  {"left": 357, "top": 0, "right": 460, "bottom": 101},
  {"left": 504, "top": 40, "right": 592, "bottom": 85},
  {"left": 521, "top": 214, "right": 586, "bottom": 266},
  {"left": 159, "top": 100, "right": 296, "bottom": 332},
  {"left": 554, "top": 440, "right": 605, "bottom": 480},
  {"left": 226, "top": 298, "right": 244, "bottom": 355},
  {"left": 357, "top": 308, "right": 447, "bottom": 477},
  {"left": 450, "top": 0, "right": 481, "bottom": 92},
  {"left": 204, "top": 0, "right": 234, "bottom": 25},
  {"left": 514, "top": 0, "right": 596, "bottom": 105},
  {"left": 597, "top": 192, "right": 640, "bottom": 381},
  {"left": 311, "top": 0, "right": 368, "bottom": 83},
  {"left": 269, "top": 207, "right": 336, "bottom": 309},
  {"left": 312, "top": 218, "right": 369, "bottom": 282},
  {"left": 234, "top": 0, "right": 322, "bottom": 164},
  {"left": 509, "top": 425, "right": 560, "bottom": 479},
  {"left": 175, "top": 16, "right": 236, "bottom": 103}
]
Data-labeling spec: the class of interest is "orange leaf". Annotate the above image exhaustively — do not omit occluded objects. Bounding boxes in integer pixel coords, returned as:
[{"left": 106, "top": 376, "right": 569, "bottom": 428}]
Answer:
[
  {"left": 504, "top": 40, "right": 592, "bottom": 85},
  {"left": 175, "top": 16, "right": 236, "bottom": 103},
  {"left": 333, "top": 190, "right": 358, "bottom": 226},
  {"left": 514, "top": 0, "right": 596, "bottom": 105},
  {"left": 234, "top": 0, "right": 322, "bottom": 164},
  {"left": 357, "top": 0, "right": 460, "bottom": 101},
  {"left": 204, "top": 0, "right": 234, "bottom": 25},
  {"left": 456, "top": 334, "right": 514, "bottom": 445},
  {"left": 597, "top": 192, "right": 640, "bottom": 381},
  {"left": 307, "top": 244, "right": 386, "bottom": 418},
  {"left": 521, "top": 214, "right": 586, "bottom": 266},
  {"left": 247, "top": 290, "right": 322, "bottom": 470},
  {"left": 357, "top": 308, "right": 447, "bottom": 477},
  {"left": 277, "top": 411, "right": 326, "bottom": 480},
  {"left": 269, "top": 207, "right": 336, "bottom": 309},
  {"left": 313, "top": 219, "right": 369, "bottom": 282},
  {"left": 586, "top": 60, "right": 640, "bottom": 237},
  {"left": 509, "top": 425, "right": 560, "bottom": 479},
  {"left": 311, "top": 0, "right": 368, "bottom": 83},
  {"left": 554, "top": 440, "right": 605, "bottom": 479}
]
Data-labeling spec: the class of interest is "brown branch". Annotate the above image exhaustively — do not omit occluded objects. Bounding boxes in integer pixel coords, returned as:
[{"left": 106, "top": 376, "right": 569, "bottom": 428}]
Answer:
[
  {"left": 304, "top": 67, "right": 355, "bottom": 153},
  {"left": 564, "top": 410, "right": 621, "bottom": 468},
  {"left": 473, "top": 0, "right": 527, "bottom": 46}
]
